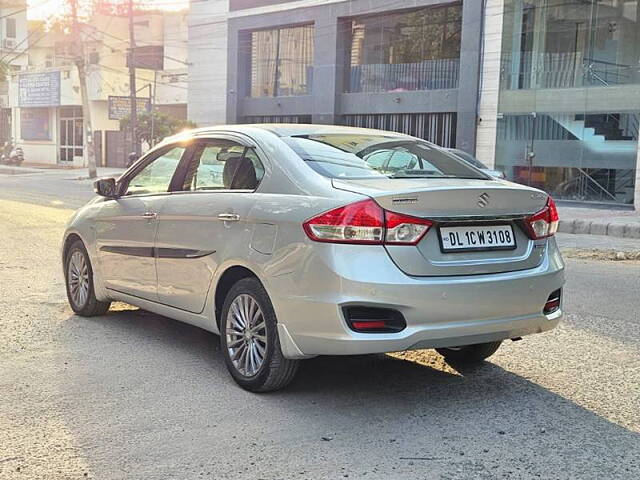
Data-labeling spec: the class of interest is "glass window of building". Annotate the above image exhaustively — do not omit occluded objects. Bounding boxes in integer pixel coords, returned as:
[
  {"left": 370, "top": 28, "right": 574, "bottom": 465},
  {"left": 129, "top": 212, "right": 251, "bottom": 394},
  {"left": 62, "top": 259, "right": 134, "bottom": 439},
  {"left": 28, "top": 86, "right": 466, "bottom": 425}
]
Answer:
[
  {"left": 347, "top": 3, "right": 462, "bottom": 93},
  {"left": 6, "top": 18, "right": 17, "bottom": 39},
  {"left": 501, "top": 0, "right": 640, "bottom": 90},
  {"left": 250, "top": 24, "right": 314, "bottom": 97},
  {"left": 496, "top": 0, "right": 640, "bottom": 205}
]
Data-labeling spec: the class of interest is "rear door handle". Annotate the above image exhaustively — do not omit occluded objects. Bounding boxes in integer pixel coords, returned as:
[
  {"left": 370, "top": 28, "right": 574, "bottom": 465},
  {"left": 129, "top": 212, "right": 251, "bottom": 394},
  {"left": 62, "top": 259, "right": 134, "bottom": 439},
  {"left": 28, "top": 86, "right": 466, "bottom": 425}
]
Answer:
[
  {"left": 217, "top": 213, "right": 241, "bottom": 222},
  {"left": 142, "top": 212, "right": 158, "bottom": 220}
]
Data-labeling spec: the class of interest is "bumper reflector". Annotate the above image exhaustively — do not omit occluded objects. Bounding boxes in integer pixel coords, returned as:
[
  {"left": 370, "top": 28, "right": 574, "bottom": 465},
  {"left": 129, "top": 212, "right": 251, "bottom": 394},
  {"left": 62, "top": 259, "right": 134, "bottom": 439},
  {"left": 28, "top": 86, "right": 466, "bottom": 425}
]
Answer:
[
  {"left": 544, "top": 289, "right": 562, "bottom": 315},
  {"left": 343, "top": 307, "right": 406, "bottom": 333}
]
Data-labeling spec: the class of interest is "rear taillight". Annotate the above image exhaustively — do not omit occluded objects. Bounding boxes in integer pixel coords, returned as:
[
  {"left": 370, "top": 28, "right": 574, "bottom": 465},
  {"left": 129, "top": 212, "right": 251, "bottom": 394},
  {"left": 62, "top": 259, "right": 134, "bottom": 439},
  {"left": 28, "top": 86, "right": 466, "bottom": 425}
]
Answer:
[
  {"left": 524, "top": 196, "right": 559, "bottom": 239},
  {"left": 384, "top": 210, "right": 432, "bottom": 245},
  {"left": 303, "top": 199, "right": 432, "bottom": 245},
  {"left": 302, "top": 199, "right": 384, "bottom": 244}
]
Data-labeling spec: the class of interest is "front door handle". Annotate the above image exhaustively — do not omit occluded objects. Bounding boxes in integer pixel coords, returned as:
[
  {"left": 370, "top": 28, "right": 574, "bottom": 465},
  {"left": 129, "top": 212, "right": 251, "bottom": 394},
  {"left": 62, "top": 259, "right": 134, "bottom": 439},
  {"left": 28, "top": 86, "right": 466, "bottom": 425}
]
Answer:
[
  {"left": 217, "top": 213, "right": 241, "bottom": 222},
  {"left": 142, "top": 212, "right": 157, "bottom": 220}
]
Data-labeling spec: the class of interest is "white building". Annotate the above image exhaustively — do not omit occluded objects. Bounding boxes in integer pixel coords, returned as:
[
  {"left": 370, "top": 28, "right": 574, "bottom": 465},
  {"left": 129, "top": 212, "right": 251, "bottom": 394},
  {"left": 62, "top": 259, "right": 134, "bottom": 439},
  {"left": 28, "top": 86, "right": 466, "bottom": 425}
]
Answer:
[
  {"left": 0, "top": 0, "right": 28, "bottom": 144},
  {"left": 6, "top": 10, "right": 189, "bottom": 167}
]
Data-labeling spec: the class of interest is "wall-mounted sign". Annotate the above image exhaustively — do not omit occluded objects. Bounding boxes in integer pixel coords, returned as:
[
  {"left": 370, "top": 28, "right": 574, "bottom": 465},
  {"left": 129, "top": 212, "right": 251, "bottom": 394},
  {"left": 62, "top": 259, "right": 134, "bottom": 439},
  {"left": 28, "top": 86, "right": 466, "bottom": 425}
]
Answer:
[
  {"left": 20, "top": 108, "right": 50, "bottom": 141},
  {"left": 108, "top": 96, "right": 151, "bottom": 120},
  {"left": 18, "top": 71, "right": 61, "bottom": 107},
  {"left": 129, "top": 45, "right": 164, "bottom": 71}
]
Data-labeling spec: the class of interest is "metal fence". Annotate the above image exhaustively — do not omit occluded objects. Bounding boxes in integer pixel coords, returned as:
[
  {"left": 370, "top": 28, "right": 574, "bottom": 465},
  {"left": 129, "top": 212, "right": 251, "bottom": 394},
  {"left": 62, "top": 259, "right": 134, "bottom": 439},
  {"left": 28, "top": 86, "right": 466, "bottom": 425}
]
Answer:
[
  {"left": 501, "top": 52, "right": 639, "bottom": 90},
  {"left": 342, "top": 112, "right": 457, "bottom": 147},
  {"left": 348, "top": 58, "right": 460, "bottom": 93}
]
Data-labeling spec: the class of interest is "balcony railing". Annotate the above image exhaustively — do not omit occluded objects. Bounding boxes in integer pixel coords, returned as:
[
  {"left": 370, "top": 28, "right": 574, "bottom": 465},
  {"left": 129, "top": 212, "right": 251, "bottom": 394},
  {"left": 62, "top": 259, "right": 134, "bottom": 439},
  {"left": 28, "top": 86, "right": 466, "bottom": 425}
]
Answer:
[
  {"left": 348, "top": 58, "right": 460, "bottom": 93},
  {"left": 501, "top": 52, "right": 640, "bottom": 90}
]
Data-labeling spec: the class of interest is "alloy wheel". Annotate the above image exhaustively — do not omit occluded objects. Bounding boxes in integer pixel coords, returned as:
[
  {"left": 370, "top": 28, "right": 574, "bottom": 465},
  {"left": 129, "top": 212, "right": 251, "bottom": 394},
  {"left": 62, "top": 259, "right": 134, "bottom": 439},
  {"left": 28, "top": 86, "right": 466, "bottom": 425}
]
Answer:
[
  {"left": 68, "top": 250, "right": 90, "bottom": 308},
  {"left": 225, "top": 294, "right": 268, "bottom": 377}
]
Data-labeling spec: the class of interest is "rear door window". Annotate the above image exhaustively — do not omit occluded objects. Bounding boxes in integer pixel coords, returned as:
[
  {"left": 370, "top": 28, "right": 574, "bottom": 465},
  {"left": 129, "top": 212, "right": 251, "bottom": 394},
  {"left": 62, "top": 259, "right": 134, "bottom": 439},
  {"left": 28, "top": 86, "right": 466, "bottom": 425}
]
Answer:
[{"left": 182, "top": 140, "right": 265, "bottom": 191}]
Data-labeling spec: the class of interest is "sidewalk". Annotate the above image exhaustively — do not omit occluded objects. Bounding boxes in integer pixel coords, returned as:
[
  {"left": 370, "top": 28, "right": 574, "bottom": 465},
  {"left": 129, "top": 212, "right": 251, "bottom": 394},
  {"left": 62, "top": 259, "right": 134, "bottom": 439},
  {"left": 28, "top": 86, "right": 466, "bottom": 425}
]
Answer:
[
  {"left": 0, "top": 164, "right": 126, "bottom": 179},
  {"left": 558, "top": 205, "right": 640, "bottom": 240}
]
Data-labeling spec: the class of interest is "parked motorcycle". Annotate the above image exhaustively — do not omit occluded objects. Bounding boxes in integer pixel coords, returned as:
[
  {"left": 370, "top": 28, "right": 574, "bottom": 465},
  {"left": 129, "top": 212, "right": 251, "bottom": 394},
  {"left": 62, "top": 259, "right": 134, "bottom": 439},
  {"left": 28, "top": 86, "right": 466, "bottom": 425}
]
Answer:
[{"left": 0, "top": 141, "right": 24, "bottom": 166}]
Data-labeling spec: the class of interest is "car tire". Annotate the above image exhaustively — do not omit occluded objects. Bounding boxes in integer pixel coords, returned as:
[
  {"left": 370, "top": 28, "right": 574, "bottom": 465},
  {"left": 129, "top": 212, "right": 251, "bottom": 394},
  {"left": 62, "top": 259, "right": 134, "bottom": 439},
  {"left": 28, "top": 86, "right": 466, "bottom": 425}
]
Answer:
[
  {"left": 220, "top": 277, "right": 299, "bottom": 392},
  {"left": 436, "top": 341, "right": 502, "bottom": 363},
  {"left": 64, "top": 240, "right": 111, "bottom": 317}
]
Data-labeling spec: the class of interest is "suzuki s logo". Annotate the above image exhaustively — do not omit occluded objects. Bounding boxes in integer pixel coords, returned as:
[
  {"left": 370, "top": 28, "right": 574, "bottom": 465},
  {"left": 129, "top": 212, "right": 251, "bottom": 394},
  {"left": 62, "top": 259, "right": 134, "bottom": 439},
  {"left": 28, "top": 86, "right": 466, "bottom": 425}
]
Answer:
[{"left": 477, "top": 192, "right": 490, "bottom": 208}]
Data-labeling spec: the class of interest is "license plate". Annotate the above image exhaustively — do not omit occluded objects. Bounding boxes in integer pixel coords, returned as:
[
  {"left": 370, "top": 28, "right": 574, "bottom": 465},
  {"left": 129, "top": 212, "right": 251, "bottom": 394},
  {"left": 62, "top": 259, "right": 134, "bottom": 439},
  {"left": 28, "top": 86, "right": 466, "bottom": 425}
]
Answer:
[{"left": 439, "top": 225, "right": 516, "bottom": 252}]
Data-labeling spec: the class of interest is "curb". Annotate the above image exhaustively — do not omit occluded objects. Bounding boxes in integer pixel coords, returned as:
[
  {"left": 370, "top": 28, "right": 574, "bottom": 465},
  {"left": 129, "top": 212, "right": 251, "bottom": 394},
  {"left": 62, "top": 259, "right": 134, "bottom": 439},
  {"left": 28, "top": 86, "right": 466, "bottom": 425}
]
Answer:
[
  {"left": 0, "top": 165, "right": 45, "bottom": 175},
  {"left": 558, "top": 219, "right": 640, "bottom": 239}
]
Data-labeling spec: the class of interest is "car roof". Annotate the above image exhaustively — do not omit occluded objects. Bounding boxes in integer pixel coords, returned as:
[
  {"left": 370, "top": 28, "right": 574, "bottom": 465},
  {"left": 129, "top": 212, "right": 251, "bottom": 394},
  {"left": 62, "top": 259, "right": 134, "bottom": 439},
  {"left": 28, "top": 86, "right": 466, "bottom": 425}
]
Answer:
[{"left": 173, "top": 123, "right": 414, "bottom": 140}]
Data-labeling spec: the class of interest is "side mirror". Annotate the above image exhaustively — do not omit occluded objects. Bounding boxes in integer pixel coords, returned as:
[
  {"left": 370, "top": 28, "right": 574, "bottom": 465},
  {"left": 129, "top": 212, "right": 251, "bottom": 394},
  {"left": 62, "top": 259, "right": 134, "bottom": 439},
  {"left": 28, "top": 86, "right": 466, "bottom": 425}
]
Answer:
[{"left": 94, "top": 178, "right": 118, "bottom": 198}]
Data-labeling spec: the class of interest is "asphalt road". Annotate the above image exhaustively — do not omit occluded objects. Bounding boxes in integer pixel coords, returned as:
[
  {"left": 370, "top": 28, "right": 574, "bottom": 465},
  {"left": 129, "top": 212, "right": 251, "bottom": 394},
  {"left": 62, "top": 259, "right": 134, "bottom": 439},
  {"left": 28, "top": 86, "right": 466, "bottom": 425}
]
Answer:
[
  {"left": 0, "top": 188, "right": 639, "bottom": 479},
  {"left": 0, "top": 168, "right": 125, "bottom": 210}
]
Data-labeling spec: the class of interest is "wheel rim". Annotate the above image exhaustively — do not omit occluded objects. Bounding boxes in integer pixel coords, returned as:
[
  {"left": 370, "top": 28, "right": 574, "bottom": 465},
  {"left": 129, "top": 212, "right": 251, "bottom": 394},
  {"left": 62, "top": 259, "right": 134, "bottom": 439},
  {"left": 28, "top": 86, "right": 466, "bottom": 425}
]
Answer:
[
  {"left": 68, "top": 251, "right": 90, "bottom": 308},
  {"left": 225, "top": 294, "right": 267, "bottom": 377}
]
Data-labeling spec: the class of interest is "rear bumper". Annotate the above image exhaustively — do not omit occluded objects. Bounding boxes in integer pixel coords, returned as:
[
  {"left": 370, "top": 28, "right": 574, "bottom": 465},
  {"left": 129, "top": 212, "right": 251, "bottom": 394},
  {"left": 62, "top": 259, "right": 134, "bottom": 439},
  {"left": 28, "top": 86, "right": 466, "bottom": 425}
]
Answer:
[{"left": 269, "top": 240, "right": 565, "bottom": 359}]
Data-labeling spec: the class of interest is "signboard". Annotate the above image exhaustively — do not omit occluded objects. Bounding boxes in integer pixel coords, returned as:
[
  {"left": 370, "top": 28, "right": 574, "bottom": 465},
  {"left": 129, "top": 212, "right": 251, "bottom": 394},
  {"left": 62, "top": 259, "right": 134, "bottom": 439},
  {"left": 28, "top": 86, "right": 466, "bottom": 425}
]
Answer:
[
  {"left": 108, "top": 96, "right": 151, "bottom": 121},
  {"left": 20, "top": 108, "right": 50, "bottom": 141},
  {"left": 18, "top": 71, "right": 61, "bottom": 107},
  {"left": 129, "top": 45, "right": 165, "bottom": 71}
]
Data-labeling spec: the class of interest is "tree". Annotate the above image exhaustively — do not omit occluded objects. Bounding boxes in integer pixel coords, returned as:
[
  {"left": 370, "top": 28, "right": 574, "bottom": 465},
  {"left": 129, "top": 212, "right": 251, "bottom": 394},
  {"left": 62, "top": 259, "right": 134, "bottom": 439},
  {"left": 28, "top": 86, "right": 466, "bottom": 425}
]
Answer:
[{"left": 120, "top": 111, "right": 197, "bottom": 147}]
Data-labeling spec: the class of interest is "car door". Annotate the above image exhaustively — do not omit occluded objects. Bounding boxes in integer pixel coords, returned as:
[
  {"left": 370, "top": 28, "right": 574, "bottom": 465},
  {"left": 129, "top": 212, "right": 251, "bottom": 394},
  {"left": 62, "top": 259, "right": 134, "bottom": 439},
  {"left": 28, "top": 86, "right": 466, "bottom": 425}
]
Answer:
[
  {"left": 155, "top": 136, "right": 266, "bottom": 313},
  {"left": 95, "top": 144, "right": 189, "bottom": 301}
]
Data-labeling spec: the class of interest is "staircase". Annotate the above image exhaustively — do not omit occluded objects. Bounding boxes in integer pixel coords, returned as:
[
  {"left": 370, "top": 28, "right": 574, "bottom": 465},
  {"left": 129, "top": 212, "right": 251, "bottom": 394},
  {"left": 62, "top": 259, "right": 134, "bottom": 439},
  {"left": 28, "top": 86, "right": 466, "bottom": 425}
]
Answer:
[
  {"left": 551, "top": 114, "right": 637, "bottom": 155},
  {"left": 547, "top": 114, "right": 637, "bottom": 204},
  {"left": 582, "top": 114, "right": 634, "bottom": 141}
]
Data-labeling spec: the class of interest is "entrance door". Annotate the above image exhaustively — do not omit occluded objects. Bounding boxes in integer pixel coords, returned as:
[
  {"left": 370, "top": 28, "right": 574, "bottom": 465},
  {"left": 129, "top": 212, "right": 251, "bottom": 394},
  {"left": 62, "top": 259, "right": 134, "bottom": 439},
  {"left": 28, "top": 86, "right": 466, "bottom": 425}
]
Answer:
[
  {"left": 0, "top": 108, "right": 11, "bottom": 144},
  {"left": 59, "top": 107, "right": 84, "bottom": 164},
  {"left": 105, "top": 131, "right": 126, "bottom": 167}
]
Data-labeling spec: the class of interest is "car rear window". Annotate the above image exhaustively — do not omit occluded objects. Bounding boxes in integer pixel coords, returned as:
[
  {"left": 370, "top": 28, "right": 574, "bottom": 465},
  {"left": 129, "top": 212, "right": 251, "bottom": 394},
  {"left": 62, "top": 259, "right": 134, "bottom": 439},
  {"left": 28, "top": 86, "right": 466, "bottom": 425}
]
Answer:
[{"left": 282, "top": 134, "right": 487, "bottom": 180}]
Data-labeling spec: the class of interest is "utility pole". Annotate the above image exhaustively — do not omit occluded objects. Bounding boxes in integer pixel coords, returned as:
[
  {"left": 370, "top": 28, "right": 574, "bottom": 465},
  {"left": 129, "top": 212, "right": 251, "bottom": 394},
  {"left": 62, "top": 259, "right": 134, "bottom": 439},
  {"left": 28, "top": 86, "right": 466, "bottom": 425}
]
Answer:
[
  {"left": 70, "top": 0, "right": 97, "bottom": 178},
  {"left": 150, "top": 71, "right": 157, "bottom": 147},
  {"left": 128, "top": 0, "right": 140, "bottom": 158}
]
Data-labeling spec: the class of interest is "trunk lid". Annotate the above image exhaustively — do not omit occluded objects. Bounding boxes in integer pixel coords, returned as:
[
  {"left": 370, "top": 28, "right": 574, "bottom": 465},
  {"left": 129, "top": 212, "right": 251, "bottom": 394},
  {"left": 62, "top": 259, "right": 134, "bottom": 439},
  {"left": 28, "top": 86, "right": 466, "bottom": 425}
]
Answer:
[{"left": 333, "top": 177, "right": 549, "bottom": 276}]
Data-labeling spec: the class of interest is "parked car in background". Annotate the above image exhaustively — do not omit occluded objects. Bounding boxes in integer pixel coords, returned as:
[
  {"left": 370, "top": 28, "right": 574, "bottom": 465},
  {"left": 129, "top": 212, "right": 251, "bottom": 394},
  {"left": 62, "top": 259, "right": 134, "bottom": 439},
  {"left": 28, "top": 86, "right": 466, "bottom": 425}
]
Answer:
[
  {"left": 446, "top": 148, "right": 505, "bottom": 179},
  {"left": 62, "top": 125, "right": 564, "bottom": 392}
]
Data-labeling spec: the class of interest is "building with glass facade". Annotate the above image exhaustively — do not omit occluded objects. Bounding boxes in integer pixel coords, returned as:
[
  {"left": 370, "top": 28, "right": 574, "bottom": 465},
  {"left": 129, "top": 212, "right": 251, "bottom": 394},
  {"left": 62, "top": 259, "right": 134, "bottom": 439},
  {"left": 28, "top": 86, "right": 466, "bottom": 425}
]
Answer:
[
  {"left": 188, "top": 0, "right": 640, "bottom": 209},
  {"left": 494, "top": 0, "right": 640, "bottom": 206},
  {"left": 189, "top": 0, "right": 484, "bottom": 152}
]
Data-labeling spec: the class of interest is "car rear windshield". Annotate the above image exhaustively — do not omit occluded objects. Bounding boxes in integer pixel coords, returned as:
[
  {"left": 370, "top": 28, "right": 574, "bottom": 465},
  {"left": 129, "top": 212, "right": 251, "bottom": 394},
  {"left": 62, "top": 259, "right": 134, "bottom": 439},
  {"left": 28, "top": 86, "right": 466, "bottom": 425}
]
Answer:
[
  {"left": 447, "top": 148, "right": 487, "bottom": 170},
  {"left": 282, "top": 134, "right": 488, "bottom": 180}
]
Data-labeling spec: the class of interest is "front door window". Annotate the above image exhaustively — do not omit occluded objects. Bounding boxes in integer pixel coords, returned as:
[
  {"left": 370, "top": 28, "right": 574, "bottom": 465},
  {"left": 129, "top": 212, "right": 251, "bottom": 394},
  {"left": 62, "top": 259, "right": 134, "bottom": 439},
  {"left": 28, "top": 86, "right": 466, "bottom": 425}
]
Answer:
[{"left": 124, "top": 146, "right": 186, "bottom": 196}]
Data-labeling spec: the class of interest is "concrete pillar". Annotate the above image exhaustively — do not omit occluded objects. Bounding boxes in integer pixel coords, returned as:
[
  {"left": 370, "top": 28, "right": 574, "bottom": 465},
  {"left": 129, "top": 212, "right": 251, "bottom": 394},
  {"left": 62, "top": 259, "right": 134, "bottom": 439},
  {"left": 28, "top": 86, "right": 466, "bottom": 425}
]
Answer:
[
  {"left": 188, "top": 0, "right": 230, "bottom": 126},
  {"left": 311, "top": 12, "right": 343, "bottom": 125},
  {"left": 475, "top": 0, "right": 505, "bottom": 169},
  {"left": 635, "top": 140, "right": 640, "bottom": 211},
  {"left": 456, "top": 0, "right": 484, "bottom": 154}
]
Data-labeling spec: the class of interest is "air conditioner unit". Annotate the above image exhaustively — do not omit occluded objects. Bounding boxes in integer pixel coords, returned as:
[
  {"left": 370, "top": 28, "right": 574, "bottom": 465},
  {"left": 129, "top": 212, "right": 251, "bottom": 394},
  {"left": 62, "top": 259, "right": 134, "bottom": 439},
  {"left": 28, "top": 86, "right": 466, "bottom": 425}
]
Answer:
[{"left": 2, "top": 38, "right": 17, "bottom": 50}]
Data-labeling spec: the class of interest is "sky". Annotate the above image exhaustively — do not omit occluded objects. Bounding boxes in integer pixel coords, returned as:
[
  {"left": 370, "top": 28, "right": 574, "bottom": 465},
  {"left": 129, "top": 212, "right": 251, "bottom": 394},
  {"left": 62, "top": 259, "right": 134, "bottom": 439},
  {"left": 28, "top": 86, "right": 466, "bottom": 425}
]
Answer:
[{"left": 27, "top": 0, "right": 189, "bottom": 20}]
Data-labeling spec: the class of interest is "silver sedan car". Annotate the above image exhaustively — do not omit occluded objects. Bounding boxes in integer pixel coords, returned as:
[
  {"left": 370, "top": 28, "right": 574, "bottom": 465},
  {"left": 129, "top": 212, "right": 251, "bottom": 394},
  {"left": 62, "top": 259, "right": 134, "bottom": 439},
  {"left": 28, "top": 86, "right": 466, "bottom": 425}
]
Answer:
[{"left": 62, "top": 124, "right": 564, "bottom": 392}]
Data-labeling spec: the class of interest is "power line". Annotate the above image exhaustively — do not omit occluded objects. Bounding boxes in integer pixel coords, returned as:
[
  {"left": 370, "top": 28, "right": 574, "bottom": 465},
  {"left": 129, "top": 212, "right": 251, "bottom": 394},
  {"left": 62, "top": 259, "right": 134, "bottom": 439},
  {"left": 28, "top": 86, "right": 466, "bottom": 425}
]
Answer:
[
  {"left": 0, "top": 0, "right": 56, "bottom": 20},
  {"left": 0, "top": 29, "right": 39, "bottom": 63},
  {"left": 0, "top": 8, "right": 27, "bottom": 20}
]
